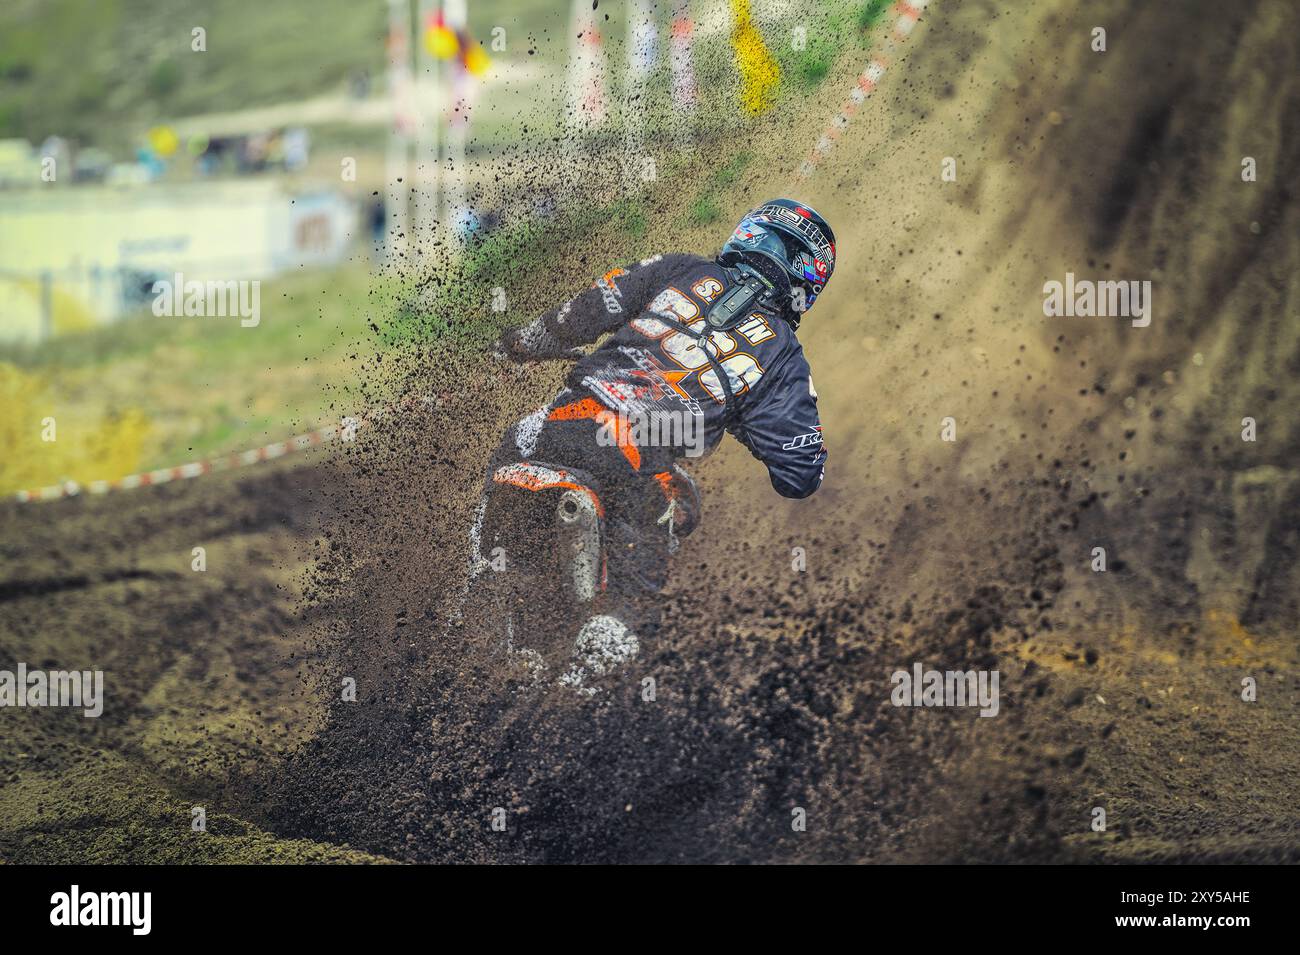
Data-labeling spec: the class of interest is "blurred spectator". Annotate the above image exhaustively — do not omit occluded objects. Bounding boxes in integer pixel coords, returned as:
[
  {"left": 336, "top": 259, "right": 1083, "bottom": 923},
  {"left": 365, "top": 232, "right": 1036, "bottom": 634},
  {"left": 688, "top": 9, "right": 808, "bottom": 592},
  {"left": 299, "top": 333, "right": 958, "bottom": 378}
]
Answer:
[
  {"left": 242, "top": 132, "right": 272, "bottom": 173},
  {"left": 283, "top": 127, "right": 310, "bottom": 171},
  {"left": 369, "top": 195, "right": 386, "bottom": 259},
  {"left": 133, "top": 146, "right": 166, "bottom": 181},
  {"left": 73, "top": 147, "right": 111, "bottom": 183},
  {"left": 349, "top": 69, "right": 372, "bottom": 100}
]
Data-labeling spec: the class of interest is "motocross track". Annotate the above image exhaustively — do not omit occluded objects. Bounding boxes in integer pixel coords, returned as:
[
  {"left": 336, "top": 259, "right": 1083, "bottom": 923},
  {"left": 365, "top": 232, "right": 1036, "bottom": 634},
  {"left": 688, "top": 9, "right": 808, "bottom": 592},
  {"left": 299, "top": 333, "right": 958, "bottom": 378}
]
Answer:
[{"left": 2, "top": 0, "right": 1297, "bottom": 863}]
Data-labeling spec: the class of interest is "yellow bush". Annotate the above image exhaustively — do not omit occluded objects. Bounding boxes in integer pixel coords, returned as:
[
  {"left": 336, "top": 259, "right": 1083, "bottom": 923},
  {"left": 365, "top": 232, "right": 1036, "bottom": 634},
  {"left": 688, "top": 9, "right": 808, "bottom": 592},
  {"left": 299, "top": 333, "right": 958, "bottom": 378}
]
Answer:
[{"left": 0, "top": 362, "right": 151, "bottom": 494}]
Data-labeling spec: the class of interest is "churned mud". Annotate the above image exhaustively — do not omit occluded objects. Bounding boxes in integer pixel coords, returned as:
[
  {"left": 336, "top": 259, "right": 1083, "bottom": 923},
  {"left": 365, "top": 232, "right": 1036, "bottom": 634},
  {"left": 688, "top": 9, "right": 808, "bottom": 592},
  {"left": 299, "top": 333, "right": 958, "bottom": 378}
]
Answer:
[{"left": 1, "top": 0, "right": 1296, "bottom": 863}]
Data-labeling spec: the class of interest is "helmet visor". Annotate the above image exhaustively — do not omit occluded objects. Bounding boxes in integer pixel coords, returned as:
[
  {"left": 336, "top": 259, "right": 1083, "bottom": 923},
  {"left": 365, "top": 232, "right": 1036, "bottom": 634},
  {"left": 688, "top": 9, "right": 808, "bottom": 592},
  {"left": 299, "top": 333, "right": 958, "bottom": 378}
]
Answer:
[{"left": 724, "top": 221, "right": 796, "bottom": 293}]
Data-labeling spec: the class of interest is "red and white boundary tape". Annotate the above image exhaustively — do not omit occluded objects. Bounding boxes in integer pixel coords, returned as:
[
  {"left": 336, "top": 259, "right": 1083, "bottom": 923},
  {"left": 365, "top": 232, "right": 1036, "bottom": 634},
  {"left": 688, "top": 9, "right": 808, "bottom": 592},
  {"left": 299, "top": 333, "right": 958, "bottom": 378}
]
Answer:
[
  {"left": 12, "top": 394, "right": 442, "bottom": 504},
  {"left": 797, "top": 0, "right": 931, "bottom": 178}
]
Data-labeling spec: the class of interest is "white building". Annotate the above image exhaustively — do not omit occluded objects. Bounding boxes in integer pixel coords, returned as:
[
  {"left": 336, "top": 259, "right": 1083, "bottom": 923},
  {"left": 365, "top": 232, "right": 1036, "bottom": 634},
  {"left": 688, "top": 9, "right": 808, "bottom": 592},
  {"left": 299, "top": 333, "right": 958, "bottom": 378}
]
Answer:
[{"left": 0, "top": 179, "right": 359, "bottom": 343}]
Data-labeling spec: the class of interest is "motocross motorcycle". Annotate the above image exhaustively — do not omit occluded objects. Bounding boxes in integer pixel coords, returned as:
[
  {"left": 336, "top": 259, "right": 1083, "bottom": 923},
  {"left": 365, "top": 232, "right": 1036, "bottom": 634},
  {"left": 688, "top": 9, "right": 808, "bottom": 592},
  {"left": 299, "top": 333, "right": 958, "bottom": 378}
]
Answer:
[{"left": 454, "top": 458, "right": 699, "bottom": 691}]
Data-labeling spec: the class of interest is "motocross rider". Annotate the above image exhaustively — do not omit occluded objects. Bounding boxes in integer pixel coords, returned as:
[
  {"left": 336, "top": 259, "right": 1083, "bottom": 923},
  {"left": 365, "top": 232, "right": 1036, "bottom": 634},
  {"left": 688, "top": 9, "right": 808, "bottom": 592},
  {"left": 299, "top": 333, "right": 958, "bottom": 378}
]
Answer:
[{"left": 487, "top": 198, "right": 833, "bottom": 675}]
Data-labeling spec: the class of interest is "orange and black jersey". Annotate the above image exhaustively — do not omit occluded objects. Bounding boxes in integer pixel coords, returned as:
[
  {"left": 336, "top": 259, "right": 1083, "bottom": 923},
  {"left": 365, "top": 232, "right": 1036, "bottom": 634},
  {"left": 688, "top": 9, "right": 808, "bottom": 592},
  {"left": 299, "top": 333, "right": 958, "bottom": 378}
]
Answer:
[{"left": 499, "top": 252, "right": 826, "bottom": 499}]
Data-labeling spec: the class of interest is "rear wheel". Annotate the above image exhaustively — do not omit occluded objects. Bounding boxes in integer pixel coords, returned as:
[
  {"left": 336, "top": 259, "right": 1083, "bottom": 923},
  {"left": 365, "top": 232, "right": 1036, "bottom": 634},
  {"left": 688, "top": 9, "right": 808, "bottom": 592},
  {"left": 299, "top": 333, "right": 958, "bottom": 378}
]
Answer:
[{"left": 469, "top": 477, "right": 608, "bottom": 676}]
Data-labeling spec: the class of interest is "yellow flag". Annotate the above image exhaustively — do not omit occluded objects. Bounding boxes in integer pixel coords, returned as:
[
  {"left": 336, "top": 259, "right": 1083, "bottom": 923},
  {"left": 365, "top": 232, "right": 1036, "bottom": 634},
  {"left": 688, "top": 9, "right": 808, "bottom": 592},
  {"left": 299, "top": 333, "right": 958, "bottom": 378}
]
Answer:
[
  {"left": 463, "top": 43, "right": 491, "bottom": 78},
  {"left": 730, "top": 0, "right": 780, "bottom": 115},
  {"left": 424, "top": 16, "right": 460, "bottom": 60}
]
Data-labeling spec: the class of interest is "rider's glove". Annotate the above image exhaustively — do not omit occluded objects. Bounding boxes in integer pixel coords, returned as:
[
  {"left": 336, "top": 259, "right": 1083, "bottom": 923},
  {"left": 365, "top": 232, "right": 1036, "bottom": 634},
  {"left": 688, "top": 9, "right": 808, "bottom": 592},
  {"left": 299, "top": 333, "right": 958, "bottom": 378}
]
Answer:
[
  {"left": 498, "top": 316, "right": 584, "bottom": 362},
  {"left": 655, "top": 465, "right": 701, "bottom": 552}
]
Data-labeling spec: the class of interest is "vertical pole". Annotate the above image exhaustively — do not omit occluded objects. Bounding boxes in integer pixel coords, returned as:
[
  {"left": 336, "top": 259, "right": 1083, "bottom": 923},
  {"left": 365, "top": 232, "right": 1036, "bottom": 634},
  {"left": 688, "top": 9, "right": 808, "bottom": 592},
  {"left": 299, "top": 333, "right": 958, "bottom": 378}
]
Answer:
[
  {"left": 91, "top": 263, "right": 102, "bottom": 321},
  {"left": 443, "top": 0, "right": 469, "bottom": 242},
  {"left": 40, "top": 269, "right": 53, "bottom": 342},
  {"left": 414, "top": 0, "right": 442, "bottom": 253},
  {"left": 385, "top": 0, "right": 413, "bottom": 262},
  {"left": 622, "top": 0, "right": 655, "bottom": 194},
  {"left": 563, "top": 0, "right": 607, "bottom": 206},
  {"left": 670, "top": 0, "right": 698, "bottom": 153}
]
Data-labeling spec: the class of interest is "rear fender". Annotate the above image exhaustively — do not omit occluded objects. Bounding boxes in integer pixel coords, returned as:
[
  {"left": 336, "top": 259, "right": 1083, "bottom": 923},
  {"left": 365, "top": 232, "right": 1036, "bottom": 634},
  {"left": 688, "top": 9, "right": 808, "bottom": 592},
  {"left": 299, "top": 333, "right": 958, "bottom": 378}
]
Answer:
[{"left": 488, "top": 461, "right": 608, "bottom": 601}]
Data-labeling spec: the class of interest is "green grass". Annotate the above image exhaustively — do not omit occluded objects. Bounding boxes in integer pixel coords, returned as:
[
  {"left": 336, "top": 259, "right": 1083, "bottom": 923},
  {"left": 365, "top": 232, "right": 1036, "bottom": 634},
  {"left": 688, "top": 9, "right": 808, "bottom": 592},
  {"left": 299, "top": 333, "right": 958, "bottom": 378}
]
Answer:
[
  {"left": 376, "top": 192, "right": 656, "bottom": 355},
  {"left": 1, "top": 261, "right": 372, "bottom": 371},
  {"left": 1, "top": 261, "right": 377, "bottom": 475},
  {"left": 687, "top": 196, "right": 723, "bottom": 226},
  {"left": 0, "top": 0, "right": 567, "bottom": 152},
  {"left": 793, "top": 48, "right": 833, "bottom": 89},
  {"left": 711, "top": 150, "right": 753, "bottom": 190},
  {"left": 677, "top": 151, "right": 754, "bottom": 234},
  {"left": 858, "top": 0, "right": 895, "bottom": 31}
]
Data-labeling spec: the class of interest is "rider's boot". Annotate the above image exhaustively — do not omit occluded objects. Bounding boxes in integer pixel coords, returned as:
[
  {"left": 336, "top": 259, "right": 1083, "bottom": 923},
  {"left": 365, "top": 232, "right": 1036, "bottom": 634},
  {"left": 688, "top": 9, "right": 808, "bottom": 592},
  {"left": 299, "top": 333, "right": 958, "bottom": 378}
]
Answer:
[{"left": 558, "top": 612, "right": 641, "bottom": 692}]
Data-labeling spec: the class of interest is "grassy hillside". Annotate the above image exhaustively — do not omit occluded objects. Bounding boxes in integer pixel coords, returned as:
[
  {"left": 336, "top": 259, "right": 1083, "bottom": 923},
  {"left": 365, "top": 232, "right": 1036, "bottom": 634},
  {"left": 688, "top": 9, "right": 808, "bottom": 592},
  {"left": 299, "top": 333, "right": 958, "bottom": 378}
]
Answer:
[
  {"left": 0, "top": 0, "right": 562, "bottom": 151},
  {"left": 0, "top": 261, "right": 376, "bottom": 494}
]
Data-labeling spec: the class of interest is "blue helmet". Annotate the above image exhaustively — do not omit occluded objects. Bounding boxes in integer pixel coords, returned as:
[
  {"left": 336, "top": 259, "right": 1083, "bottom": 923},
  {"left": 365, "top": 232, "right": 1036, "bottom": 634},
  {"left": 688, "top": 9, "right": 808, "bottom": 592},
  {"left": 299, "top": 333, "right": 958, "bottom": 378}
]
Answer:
[{"left": 719, "top": 199, "right": 836, "bottom": 315}]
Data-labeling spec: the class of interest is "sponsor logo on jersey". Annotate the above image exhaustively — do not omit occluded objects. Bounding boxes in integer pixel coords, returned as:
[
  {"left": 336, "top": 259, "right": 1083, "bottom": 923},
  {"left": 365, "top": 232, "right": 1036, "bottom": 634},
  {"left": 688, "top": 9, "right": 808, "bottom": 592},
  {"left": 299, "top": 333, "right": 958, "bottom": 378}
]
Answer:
[
  {"left": 596, "top": 267, "right": 627, "bottom": 314},
  {"left": 582, "top": 347, "right": 704, "bottom": 422}
]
